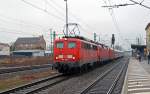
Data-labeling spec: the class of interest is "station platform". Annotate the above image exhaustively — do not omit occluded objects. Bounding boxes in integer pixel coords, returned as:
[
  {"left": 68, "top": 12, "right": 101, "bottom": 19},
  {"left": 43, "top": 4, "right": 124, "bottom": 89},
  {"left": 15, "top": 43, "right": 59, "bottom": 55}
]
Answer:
[{"left": 122, "top": 58, "right": 150, "bottom": 94}]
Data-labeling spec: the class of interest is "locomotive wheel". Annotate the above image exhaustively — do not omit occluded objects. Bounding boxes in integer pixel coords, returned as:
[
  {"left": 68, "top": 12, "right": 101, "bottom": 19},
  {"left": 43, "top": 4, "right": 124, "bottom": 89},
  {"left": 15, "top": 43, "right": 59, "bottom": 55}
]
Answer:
[
  {"left": 76, "top": 67, "right": 80, "bottom": 73},
  {"left": 80, "top": 66, "right": 84, "bottom": 73},
  {"left": 58, "top": 68, "right": 63, "bottom": 73},
  {"left": 83, "top": 64, "right": 88, "bottom": 72}
]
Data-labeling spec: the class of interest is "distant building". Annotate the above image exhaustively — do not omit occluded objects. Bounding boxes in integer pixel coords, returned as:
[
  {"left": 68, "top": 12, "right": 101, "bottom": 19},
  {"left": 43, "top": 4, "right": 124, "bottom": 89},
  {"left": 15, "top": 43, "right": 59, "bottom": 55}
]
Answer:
[
  {"left": 14, "top": 36, "right": 46, "bottom": 51},
  {"left": 12, "top": 36, "right": 46, "bottom": 57},
  {"left": 145, "top": 23, "right": 150, "bottom": 51},
  {"left": 0, "top": 43, "right": 10, "bottom": 56},
  {"left": 45, "top": 50, "right": 52, "bottom": 56}
]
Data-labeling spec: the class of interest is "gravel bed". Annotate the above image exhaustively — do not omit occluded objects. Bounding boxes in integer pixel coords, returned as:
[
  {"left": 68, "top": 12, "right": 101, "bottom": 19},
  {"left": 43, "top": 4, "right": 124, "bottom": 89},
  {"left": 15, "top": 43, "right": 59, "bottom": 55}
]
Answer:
[
  {"left": 0, "top": 64, "right": 52, "bottom": 74},
  {"left": 35, "top": 58, "right": 125, "bottom": 94},
  {"left": 85, "top": 58, "right": 127, "bottom": 94},
  {"left": 112, "top": 58, "right": 129, "bottom": 94},
  {"left": 0, "top": 67, "right": 53, "bottom": 80},
  {"left": 8, "top": 75, "right": 66, "bottom": 94}
]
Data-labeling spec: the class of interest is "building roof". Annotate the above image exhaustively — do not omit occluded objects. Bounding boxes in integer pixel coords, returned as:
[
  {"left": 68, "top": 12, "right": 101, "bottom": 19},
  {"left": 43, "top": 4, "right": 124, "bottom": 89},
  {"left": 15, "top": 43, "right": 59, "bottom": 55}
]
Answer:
[
  {"left": 145, "top": 23, "right": 150, "bottom": 30},
  {"left": 15, "top": 36, "right": 44, "bottom": 45}
]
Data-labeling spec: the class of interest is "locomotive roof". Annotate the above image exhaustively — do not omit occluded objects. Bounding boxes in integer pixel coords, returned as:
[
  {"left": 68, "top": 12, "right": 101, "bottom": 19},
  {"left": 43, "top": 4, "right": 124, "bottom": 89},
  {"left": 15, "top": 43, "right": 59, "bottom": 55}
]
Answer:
[{"left": 63, "top": 36, "right": 108, "bottom": 47}]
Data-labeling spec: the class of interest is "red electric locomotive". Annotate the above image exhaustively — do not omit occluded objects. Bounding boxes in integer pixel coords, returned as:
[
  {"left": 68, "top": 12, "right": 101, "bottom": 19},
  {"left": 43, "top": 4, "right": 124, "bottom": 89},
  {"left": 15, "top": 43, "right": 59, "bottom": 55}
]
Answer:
[{"left": 53, "top": 36, "right": 122, "bottom": 73}]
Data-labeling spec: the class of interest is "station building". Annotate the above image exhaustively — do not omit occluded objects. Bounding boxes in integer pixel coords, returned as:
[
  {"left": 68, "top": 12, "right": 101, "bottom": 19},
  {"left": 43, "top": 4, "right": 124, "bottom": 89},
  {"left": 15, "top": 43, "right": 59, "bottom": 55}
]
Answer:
[{"left": 146, "top": 23, "right": 150, "bottom": 52}]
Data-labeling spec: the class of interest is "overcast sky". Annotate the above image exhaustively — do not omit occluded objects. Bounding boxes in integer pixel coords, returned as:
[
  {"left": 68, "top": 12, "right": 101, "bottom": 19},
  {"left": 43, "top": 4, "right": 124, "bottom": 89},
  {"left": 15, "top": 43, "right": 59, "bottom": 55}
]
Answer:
[{"left": 0, "top": 0, "right": 150, "bottom": 50}]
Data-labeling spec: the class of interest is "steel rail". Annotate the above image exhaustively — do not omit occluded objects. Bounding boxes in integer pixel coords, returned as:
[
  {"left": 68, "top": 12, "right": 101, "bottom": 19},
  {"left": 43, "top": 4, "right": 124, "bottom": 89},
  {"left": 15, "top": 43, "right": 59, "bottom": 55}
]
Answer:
[
  {"left": 80, "top": 61, "right": 122, "bottom": 94},
  {"left": 0, "top": 74, "right": 63, "bottom": 94},
  {"left": 106, "top": 62, "right": 128, "bottom": 94},
  {"left": 0, "top": 64, "right": 52, "bottom": 74},
  {"left": 26, "top": 77, "right": 69, "bottom": 94}
]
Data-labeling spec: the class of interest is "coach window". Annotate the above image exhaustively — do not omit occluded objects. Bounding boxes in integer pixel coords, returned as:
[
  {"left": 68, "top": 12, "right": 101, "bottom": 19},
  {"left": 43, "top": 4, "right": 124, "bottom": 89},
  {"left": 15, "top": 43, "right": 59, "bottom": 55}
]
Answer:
[
  {"left": 68, "top": 42, "right": 76, "bottom": 48},
  {"left": 56, "top": 42, "right": 63, "bottom": 48}
]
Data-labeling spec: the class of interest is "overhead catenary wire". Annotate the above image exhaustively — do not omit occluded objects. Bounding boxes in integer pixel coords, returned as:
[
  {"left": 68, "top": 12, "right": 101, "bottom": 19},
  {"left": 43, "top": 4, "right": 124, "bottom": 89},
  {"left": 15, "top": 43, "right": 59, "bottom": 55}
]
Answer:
[
  {"left": 22, "top": 0, "right": 95, "bottom": 38},
  {"left": 46, "top": 0, "right": 100, "bottom": 38},
  {"left": 0, "top": 27, "right": 35, "bottom": 36},
  {"left": 103, "top": 0, "right": 131, "bottom": 48},
  {"left": 102, "top": 0, "right": 135, "bottom": 8},
  {"left": 0, "top": 13, "right": 48, "bottom": 30},
  {"left": 0, "top": 16, "right": 46, "bottom": 32},
  {"left": 0, "top": 17, "right": 47, "bottom": 37},
  {"left": 45, "top": 0, "right": 65, "bottom": 17},
  {"left": 21, "top": 0, "right": 65, "bottom": 22},
  {"left": 48, "top": 0, "right": 81, "bottom": 21},
  {"left": 103, "top": 0, "right": 146, "bottom": 46},
  {"left": 47, "top": 0, "right": 97, "bottom": 37},
  {"left": 1, "top": 0, "right": 100, "bottom": 41},
  {"left": 129, "top": 0, "right": 150, "bottom": 9}
]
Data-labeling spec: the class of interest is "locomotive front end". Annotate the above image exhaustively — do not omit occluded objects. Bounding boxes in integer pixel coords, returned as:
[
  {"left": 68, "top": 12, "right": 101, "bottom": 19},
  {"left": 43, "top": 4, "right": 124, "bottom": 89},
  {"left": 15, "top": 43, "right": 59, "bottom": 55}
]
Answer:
[{"left": 53, "top": 38, "right": 80, "bottom": 73}]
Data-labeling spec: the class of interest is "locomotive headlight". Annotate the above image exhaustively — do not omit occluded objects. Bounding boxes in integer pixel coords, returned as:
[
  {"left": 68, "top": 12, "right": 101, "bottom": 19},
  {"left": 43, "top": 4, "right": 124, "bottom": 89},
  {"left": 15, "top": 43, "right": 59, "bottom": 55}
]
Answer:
[
  {"left": 67, "top": 55, "right": 73, "bottom": 58},
  {"left": 73, "top": 57, "right": 75, "bottom": 59},
  {"left": 58, "top": 55, "right": 63, "bottom": 58},
  {"left": 56, "top": 57, "right": 58, "bottom": 59}
]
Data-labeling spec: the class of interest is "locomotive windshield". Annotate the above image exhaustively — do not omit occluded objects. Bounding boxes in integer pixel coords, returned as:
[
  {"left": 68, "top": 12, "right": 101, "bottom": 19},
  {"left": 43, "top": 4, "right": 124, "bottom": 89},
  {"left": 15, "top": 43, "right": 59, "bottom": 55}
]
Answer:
[
  {"left": 68, "top": 42, "right": 76, "bottom": 48},
  {"left": 56, "top": 42, "right": 64, "bottom": 48}
]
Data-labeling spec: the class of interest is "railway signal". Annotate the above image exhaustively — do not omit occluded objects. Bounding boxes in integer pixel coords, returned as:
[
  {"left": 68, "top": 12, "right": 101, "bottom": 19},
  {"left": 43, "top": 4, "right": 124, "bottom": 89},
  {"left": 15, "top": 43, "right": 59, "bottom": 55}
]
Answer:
[
  {"left": 111, "top": 34, "right": 115, "bottom": 48},
  {"left": 94, "top": 33, "right": 97, "bottom": 41}
]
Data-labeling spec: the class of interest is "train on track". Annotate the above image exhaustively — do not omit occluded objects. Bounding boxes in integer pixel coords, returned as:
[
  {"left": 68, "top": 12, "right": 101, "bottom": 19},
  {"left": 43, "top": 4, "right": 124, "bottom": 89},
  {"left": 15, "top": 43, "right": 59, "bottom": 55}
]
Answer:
[{"left": 53, "top": 36, "right": 123, "bottom": 73}]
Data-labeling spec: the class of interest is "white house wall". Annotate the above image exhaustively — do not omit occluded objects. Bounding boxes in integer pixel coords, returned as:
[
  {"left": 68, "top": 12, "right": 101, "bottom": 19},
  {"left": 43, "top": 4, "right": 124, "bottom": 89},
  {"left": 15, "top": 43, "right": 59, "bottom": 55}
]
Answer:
[
  {"left": 0, "top": 47, "right": 10, "bottom": 56},
  {"left": 32, "top": 51, "right": 45, "bottom": 56}
]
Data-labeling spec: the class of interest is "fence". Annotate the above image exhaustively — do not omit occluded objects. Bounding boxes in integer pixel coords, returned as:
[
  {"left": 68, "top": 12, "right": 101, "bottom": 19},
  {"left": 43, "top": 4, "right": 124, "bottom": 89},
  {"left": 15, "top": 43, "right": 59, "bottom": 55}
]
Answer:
[{"left": 0, "top": 56, "right": 53, "bottom": 67}]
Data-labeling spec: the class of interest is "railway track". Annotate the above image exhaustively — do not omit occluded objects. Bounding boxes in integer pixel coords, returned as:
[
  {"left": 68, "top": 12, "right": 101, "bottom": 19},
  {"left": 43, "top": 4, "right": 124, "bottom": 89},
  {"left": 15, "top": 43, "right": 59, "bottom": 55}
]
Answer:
[
  {"left": 0, "top": 74, "right": 68, "bottom": 94},
  {"left": 80, "top": 58, "right": 129, "bottom": 94},
  {"left": 0, "top": 64, "right": 52, "bottom": 74}
]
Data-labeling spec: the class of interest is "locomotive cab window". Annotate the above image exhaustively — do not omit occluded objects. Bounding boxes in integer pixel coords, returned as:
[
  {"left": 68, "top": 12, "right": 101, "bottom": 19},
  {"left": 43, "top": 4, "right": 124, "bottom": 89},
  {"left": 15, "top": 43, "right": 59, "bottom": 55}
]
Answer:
[
  {"left": 56, "top": 42, "right": 64, "bottom": 48},
  {"left": 68, "top": 42, "right": 76, "bottom": 48}
]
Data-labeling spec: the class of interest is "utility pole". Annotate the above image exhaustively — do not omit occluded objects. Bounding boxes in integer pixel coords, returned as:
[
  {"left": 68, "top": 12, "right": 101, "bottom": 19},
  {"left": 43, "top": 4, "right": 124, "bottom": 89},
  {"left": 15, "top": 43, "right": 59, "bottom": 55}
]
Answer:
[
  {"left": 50, "top": 29, "right": 53, "bottom": 54},
  {"left": 64, "top": 0, "right": 68, "bottom": 36},
  {"left": 137, "top": 37, "right": 140, "bottom": 45},
  {"left": 53, "top": 31, "right": 56, "bottom": 41}
]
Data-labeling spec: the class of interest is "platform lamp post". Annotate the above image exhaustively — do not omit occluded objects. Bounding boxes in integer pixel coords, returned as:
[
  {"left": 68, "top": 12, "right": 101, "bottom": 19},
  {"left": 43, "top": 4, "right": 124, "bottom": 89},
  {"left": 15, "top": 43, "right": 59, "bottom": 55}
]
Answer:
[{"left": 64, "top": 0, "right": 69, "bottom": 36}]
